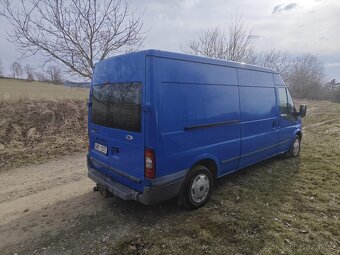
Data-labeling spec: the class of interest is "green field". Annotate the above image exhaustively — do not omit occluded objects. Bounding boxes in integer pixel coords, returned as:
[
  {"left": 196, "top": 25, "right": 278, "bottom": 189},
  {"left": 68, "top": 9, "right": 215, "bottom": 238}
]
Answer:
[{"left": 0, "top": 78, "right": 89, "bottom": 100}]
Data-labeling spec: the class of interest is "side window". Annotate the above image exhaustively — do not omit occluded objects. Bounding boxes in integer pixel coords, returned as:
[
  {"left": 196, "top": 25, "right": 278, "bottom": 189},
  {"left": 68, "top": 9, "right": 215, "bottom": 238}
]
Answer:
[
  {"left": 239, "top": 87, "right": 276, "bottom": 121},
  {"left": 278, "top": 87, "right": 288, "bottom": 115}
]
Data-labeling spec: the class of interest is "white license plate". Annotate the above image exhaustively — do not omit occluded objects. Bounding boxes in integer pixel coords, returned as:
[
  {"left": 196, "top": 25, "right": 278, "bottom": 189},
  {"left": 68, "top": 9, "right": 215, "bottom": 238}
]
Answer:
[{"left": 94, "top": 143, "right": 107, "bottom": 155}]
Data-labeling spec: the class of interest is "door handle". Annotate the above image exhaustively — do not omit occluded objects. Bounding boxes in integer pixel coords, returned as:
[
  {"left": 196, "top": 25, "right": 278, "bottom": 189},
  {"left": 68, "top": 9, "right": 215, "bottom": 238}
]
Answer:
[{"left": 272, "top": 120, "right": 276, "bottom": 129}]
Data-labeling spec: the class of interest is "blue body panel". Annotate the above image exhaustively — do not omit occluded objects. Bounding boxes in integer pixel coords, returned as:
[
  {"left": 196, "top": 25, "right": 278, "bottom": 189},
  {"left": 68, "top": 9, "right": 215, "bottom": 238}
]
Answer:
[
  {"left": 89, "top": 52, "right": 146, "bottom": 192},
  {"left": 88, "top": 49, "right": 302, "bottom": 196}
]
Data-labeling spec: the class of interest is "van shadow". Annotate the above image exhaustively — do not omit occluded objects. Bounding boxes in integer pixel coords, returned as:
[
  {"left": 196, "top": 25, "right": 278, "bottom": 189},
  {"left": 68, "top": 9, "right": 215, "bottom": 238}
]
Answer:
[{"left": 215, "top": 154, "right": 301, "bottom": 190}]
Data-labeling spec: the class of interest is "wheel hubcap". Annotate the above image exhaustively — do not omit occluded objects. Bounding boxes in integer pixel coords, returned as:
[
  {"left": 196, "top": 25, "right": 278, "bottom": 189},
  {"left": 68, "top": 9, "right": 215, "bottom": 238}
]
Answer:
[
  {"left": 191, "top": 174, "right": 210, "bottom": 203},
  {"left": 293, "top": 139, "right": 300, "bottom": 156}
]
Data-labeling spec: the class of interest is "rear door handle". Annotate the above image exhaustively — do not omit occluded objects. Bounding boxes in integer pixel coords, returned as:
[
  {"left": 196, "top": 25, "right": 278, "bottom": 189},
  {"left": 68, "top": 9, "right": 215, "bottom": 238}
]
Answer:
[{"left": 112, "top": 147, "right": 119, "bottom": 153}]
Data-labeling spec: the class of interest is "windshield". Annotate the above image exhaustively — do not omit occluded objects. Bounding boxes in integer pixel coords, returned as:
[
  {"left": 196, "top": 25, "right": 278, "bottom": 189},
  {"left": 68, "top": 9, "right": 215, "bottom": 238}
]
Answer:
[{"left": 91, "top": 82, "right": 142, "bottom": 132}]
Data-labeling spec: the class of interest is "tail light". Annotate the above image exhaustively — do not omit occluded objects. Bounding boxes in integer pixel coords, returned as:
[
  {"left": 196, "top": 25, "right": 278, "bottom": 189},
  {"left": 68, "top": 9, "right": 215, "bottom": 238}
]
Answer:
[{"left": 145, "top": 148, "right": 155, "bottom": 179}]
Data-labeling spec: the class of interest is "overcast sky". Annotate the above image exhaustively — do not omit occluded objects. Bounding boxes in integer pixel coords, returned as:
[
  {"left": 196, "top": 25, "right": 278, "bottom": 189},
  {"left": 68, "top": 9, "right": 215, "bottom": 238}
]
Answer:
[{"left": 0, "top": 0, "right": 339, "bottom": 81}]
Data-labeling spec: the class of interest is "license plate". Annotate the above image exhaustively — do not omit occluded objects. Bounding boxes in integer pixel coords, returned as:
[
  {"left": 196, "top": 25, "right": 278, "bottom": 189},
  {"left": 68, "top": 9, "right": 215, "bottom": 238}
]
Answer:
[{"left": 94, "top": 143, "right": 107, "bottom": 155}]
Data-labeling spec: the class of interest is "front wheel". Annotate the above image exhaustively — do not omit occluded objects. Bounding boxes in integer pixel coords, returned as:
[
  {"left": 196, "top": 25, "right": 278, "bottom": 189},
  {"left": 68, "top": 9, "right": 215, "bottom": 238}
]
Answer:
[
  {"left": 287, "top": 135, "right": 301, "bottom": 158},
  {"left": 182, "top": 165, "right": 213, "bottom": 209}
]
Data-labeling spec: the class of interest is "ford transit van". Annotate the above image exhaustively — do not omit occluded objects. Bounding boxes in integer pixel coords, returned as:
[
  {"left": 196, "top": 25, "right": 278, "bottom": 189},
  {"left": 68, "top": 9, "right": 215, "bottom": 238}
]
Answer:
[{"left": 87, "top": 50, "right": 306, "bottom": 208}]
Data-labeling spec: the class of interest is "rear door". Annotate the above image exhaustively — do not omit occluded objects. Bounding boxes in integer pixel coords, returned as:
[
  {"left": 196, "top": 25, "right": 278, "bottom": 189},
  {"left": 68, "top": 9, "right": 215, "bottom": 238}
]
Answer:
[{"left": 88, "top": 53, "right": 146, "bottom": 181}]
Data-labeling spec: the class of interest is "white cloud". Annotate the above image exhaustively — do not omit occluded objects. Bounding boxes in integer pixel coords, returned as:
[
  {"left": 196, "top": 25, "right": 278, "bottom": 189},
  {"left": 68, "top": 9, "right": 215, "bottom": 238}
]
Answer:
[{"left": 272, "top": 3, "right": 298, "bottom": 14}]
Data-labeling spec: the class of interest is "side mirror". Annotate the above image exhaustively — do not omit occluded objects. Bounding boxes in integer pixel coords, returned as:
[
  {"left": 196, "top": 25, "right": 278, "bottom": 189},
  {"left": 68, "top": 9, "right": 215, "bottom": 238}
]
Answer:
[{"left": 299, "top": 104, "right": 307, "bottom": 117}]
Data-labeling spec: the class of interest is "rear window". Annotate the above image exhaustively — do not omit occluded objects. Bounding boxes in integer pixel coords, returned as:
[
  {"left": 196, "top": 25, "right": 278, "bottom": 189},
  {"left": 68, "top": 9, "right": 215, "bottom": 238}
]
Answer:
[{"left": 91, "top": 82, "right": 142, "bottom": 132}]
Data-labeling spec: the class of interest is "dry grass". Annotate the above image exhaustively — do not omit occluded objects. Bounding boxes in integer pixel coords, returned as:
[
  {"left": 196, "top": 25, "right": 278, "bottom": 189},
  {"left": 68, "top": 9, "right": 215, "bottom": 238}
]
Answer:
[
  {"left": 0, "top": 99, "right": 88, "bottom": 170},
  {"left": 0, "top": 78, "right": 89, "bottom": 169},
  {"left": 108, "top": 100, "right": 340, "bottom": 255},
  {"left": 0, "top": 78, "right": 88, "bottom": 100}
]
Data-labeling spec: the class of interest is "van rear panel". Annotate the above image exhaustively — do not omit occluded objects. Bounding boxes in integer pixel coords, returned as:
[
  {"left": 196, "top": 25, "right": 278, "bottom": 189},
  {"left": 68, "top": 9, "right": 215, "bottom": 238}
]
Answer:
[{"left": 88, "top": 52, "right": 146, "bottom": 191}]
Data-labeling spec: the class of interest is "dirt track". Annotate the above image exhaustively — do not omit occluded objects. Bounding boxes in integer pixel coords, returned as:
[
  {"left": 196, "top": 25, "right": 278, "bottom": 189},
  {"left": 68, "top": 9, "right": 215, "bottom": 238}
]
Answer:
[
  {"left": 0, "top": 154, "right": 92, "bottom": 254},
  {"left": 0, "top": 154, "right": 181, "bottom": 255}
]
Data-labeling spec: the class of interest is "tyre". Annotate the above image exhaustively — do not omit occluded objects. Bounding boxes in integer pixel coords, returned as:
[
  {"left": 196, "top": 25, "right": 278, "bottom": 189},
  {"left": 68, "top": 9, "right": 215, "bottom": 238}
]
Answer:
[
  {"left": 286, "top": 135, "right": 301, "bottom": 158},
  {"left": 182, "top": 165, "right": 213, "bottom": 209}
]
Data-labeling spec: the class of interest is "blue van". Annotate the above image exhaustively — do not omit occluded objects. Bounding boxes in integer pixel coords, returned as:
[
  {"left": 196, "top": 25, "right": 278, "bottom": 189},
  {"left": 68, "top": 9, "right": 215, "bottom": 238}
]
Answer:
[{"left": 87, "top": 50, "right": 307, "bottom": 208}]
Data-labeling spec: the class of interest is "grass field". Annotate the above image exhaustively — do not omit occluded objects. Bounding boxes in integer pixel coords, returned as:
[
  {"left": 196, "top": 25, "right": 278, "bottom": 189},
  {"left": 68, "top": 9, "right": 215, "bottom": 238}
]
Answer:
[{"left": 0, "top": 78, "right": 88, "bottom": 100}]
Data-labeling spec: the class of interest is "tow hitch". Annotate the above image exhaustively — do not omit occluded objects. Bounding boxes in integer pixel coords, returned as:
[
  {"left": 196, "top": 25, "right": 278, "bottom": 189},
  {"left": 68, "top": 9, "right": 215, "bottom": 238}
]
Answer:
[{"left": 93, "top": 184, "right": 112, "bottom": 198}]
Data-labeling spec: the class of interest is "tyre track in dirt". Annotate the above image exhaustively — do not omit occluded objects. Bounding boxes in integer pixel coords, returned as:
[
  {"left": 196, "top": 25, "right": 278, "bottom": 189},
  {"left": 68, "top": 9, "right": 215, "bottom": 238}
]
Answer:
[
  {"left": 0, "top": 154, "right": 96, "bottom": 253},
  {"left": 0, "top": 154, "right": 180, "bottom": 255},
  {"left": 0, "top": 154, "right": 92, "bottom": 226}
]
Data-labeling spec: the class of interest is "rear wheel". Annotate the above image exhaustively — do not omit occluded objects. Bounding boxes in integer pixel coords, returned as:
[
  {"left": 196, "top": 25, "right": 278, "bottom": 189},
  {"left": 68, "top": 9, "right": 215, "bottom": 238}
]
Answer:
[{"left": 182, "top": 165, "right": 213, "bottom": 209}]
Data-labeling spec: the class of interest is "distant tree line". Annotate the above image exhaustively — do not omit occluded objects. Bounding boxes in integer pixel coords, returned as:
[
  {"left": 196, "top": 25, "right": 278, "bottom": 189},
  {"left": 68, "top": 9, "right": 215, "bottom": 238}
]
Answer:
[
  {"left": 183, "top": 16, "right": 340, "bottom": 103},
  {"left": 0, "top": 61, "right": 63, "bottom": 84}
]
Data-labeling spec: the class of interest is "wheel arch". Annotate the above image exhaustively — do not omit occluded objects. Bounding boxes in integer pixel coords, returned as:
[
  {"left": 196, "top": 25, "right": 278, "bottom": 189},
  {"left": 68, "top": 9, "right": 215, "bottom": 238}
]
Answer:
[
  {"left": 295, "top": 130, "right": 302, "bottom": 140},
  {"left": 188, "top": 154, "right": 219, "bottom": 178}
]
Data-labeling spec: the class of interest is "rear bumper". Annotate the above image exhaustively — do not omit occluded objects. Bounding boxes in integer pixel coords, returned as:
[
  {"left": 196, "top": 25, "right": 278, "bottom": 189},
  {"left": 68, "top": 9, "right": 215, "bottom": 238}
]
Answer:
[{"left": 88, "top": 167, "right": 185, "bottom": 205}]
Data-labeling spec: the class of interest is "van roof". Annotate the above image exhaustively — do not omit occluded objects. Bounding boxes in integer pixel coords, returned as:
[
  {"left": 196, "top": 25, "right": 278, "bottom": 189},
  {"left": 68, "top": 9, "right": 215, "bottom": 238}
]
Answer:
[{"left": 99, "top": 49, "right": 278, "bottom": 74}]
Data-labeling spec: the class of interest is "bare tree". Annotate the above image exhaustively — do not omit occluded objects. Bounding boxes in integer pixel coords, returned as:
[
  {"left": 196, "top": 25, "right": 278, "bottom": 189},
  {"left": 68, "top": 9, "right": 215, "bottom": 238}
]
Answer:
[
  {"left": 326, "top": 79, "right": 338, "bottom": 94},
  {"left": 325, "top": 79, "right": 340, "bottom": 102},
  {"left": 0, "top": 0, "right": 145, "bottom": 79},
  {"left": 253, "top": 49, "right": 291, "bottom": 80},
  {"left": 0, "top": 60, "right": 3, "bottom": 77},
  {"left": 35, "top": 72, "right": 48, "bottom": 82},
  {"left": 183, "top": 16, "right": 253, "bottom": 62},
  {"left": 10, "top": 61, "right": 23, "bottom": 78},
  {"left": 46, "top": 65, "right": 63, "bottom": 84},
  {"left": 24, "top": 64, "right": 34, "bottom": 81},
  {"left": 286, "top": 53, "right": 325, "bottom": 99},
  {"left": 334, "top": 85, "right": 340, "bottom": 103},
  {"left": 184, "top": 28, "right": 226, "bottom": 59}
]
